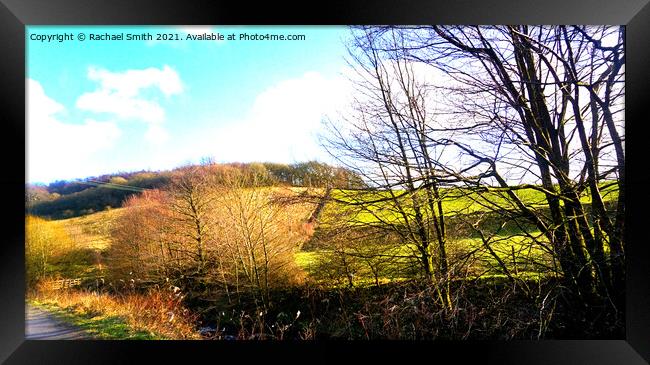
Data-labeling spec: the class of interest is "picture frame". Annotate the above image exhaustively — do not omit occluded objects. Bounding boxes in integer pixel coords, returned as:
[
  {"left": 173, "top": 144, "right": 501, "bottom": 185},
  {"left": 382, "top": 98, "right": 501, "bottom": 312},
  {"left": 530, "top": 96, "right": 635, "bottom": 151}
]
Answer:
[{"left": 1, "top": 0, "right": 648, "bottom": 363}]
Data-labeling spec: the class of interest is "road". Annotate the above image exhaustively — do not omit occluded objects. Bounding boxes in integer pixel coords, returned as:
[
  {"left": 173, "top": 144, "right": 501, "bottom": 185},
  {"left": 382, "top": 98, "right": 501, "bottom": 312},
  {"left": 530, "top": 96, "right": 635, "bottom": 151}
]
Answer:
[{"left": 25, "top": 305, "right": 92, "bottom": 340}]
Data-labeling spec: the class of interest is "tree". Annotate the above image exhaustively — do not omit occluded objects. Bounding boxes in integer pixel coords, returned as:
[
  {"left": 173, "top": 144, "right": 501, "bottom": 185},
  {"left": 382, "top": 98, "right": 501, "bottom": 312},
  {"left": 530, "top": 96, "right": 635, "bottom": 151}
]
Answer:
[
  {"left": 167, "top": 166, "right": 215, "bottom": 276},
  {"left": 347, "top": 26, "right": 625, "bottom": 310},
  {"left": 209, "top": 168, "right": 310, "bottom": 307},
  {"left": 323, "top": 28, "right": 461, "bottom": 310},
  {"left": 108, "top": 189, "right": 172, "bottom": 287},
  {"left": 109, "top": 165, "right": 313, "bottom": 309}
]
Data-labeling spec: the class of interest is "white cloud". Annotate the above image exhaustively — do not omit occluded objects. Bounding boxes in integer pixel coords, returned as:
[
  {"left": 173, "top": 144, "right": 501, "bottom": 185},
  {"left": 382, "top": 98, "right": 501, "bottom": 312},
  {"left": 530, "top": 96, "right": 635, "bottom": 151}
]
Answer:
[
  {"left": 186, "top": 71, "right": 351, "bottom": 164},
  {"left": 76, "top": 65, "right": 182, "bottom": 148},
  {"left": 167, "top": 63, "right": 450, "bottom": 170},
  {"left": 76, "top": 65, "right": 182, "bottom": 124},
  {"left": 87, "top": 65, "right": 182, "bottom": 97},
  {"left": 27, "top": 79, "right": 121, "bottom": 182},
  {"left": 77, "top": 88, "right": 166, "bottom": 123}
]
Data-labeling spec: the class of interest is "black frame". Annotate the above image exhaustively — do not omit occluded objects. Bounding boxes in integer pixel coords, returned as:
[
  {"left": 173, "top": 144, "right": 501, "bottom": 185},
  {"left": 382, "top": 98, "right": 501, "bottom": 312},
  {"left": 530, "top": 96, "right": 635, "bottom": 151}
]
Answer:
[{"left": 1, "top": 0, "right": 649, "bottom": 364}]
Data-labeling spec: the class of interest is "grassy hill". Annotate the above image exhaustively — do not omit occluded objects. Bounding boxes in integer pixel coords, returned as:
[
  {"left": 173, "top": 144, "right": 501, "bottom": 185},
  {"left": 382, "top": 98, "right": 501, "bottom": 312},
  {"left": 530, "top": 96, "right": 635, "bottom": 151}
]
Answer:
[
  {"left": 34, "top": 208, "right": 124, "bottom": 280},
  {"left": 26, "top": 161, "right": 365, "bottom": 220},
  {"left": 31, "top": 181, "right": 620, "bottom": 288},
  {"left": 297, "top": 182, "right": 619, "bottom": 285}
]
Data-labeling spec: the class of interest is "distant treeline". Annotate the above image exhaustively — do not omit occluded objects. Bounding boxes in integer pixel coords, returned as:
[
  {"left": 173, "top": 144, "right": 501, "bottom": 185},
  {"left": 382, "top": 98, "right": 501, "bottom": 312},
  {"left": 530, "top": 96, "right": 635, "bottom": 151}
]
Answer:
[{"left": 26, "top": 161, "right": 365, "bottom": 219}]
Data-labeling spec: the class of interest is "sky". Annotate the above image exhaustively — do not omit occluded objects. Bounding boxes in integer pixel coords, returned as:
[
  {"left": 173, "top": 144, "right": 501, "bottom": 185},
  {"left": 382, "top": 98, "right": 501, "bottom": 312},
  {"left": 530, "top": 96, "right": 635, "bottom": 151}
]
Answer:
[
  {"left": 26, "top": 26, "right": 623, "bottom": 186},
  {"left": 26, "top": 26, "right": 353, "bottom": 184}
]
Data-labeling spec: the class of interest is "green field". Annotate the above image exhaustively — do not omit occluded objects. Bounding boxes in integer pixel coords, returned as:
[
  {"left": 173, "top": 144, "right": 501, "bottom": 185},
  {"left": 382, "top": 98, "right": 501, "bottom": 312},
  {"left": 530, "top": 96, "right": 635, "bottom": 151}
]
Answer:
[
  {"left": 324, "top": 182, "right": 619, "bottom": 224},
  {"left": 297, "top": 182, "right": 619, "bottom": 285}
]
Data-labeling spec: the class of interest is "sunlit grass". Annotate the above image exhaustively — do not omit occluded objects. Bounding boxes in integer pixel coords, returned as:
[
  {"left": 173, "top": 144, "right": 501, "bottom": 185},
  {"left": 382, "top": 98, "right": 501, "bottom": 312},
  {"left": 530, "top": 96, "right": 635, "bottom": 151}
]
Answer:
[
  {"left": 29, "top": 288, "right": 200, "bottom": 340},
  {"left": 29, "top": 300, "right": 161, "bottom": 340},
  {"left": 298, "top": 183, "right": 619, "bottom": 287},
  {"left": 324, "top": 182, "right": 619, "bottom": 227},
  {"left": 51, "top": 207, "right": 125, "bottom": 252},
  {"left": 295, "top": 251, "right": 320, "bottom": 271}
]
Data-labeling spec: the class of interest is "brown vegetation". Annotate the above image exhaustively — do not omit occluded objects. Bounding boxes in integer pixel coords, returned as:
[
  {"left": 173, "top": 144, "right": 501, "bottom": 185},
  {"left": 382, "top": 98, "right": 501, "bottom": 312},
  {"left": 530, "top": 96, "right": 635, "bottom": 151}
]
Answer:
[
  {"left": 30, "top": 284, "right": 200, "bottom": 339},
  {"left": 108, "top": 165, "right": 317, "bottom": 311}
]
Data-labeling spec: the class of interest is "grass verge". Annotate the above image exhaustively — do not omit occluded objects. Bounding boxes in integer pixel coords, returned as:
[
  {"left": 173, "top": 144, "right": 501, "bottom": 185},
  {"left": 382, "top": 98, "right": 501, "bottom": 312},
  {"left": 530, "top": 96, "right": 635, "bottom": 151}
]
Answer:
[
  {"left": 28, "top": 288, "right": 201, "bottom": 340},
  {"left": 29, "top": 299, "right": 161, "bottom": 339}
]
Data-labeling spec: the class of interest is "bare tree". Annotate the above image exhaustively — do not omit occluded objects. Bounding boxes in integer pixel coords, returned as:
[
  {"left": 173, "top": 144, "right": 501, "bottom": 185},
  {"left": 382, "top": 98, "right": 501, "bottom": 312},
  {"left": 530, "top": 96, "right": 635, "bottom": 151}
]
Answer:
[
  {"left": 323, "top": 28, "right": 468, "bottom": 311},
  {"left": 110, "top": 165, "right": 313, "bottom": 310},
  {"left": 346, "top": 26, "right": 624, "bottom": 310},
  {"left": 166, "top": 166, "right": 215, "bottom": 277},
  {"left": 109, "top": 189, "right": 181, "bottom": 290},
  {"left": 210, "top": 169, "right": 310, "bottom": 307}
]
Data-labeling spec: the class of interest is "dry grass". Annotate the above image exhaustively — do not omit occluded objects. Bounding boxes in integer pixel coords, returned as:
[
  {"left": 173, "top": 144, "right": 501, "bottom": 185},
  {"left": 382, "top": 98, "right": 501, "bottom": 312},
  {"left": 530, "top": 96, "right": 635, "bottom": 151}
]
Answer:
[
  {"left": 29, "top": 283, "right": 201, "bottom": 340},
  {"left": 53, "top": 207, "right": 125, "bottom": 252}
]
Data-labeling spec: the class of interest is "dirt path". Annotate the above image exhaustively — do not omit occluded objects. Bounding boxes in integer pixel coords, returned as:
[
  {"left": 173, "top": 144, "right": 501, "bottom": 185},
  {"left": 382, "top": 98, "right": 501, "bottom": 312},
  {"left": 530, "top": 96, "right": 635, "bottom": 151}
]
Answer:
[{"left": 25, "top": 305, "right": 92, "bottom": 340}]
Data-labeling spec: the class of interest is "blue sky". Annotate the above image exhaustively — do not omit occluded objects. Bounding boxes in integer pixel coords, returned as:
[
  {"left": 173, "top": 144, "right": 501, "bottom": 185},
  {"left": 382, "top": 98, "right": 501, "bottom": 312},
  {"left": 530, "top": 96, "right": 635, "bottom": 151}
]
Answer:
[{"left": 27, "top": 26, "right": 352, "bottom": 183}]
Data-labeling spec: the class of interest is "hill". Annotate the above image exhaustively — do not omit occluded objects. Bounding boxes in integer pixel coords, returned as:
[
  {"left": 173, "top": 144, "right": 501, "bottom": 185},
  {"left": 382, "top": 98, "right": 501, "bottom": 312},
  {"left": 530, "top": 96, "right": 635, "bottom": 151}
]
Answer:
[{"left": 26, "top": 161, "right": 365, "bottom": 219}]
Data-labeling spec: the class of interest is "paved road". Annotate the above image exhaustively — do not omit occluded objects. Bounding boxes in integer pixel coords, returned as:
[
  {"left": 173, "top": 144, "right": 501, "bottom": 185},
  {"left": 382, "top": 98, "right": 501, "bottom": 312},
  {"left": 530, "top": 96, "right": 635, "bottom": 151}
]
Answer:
[{"left": 26, "top": 305, "right": 92, "bottom": 340}]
